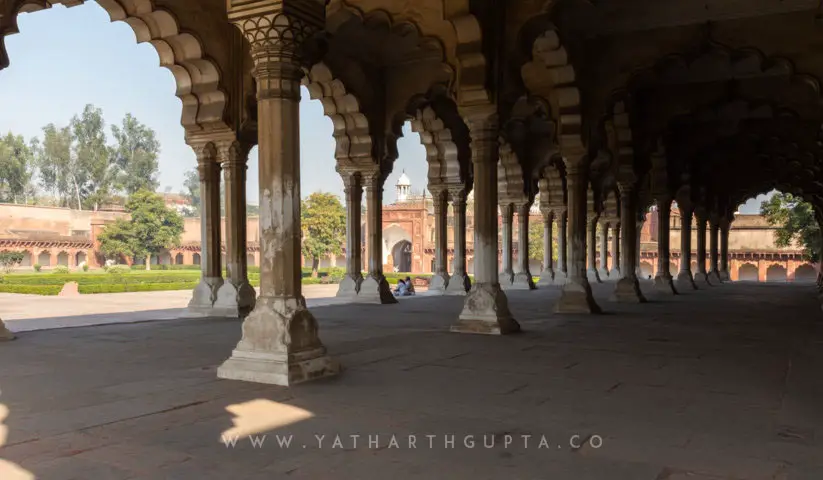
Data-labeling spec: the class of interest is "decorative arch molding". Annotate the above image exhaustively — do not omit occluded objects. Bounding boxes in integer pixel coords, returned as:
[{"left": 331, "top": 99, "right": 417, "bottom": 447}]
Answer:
[
  {"left": 440, "top": 0, "right": 491, "bottom": 107},
  {"left": 0, "top": 0, "right": 229, "bottom": 132}
]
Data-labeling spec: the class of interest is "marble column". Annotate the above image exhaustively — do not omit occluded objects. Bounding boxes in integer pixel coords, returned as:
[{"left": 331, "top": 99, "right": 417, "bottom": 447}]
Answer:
[
  {"left": 675, "top": 205, "right": 697, "bottom": 291},
  {"left": 217, "top": 3, "right": 339, "bottom": 386},
  {"left": 556, "top": 209, "right": 568, "bottom": 284},
  {"left": 337, "top": 170, "right": 363, "bottom": 298},
  {"left": 537, "top": 209, "right": 554, "bottom": 286},
  {"left": 186, "top": 143, "right": 224, "bottom": 315},
  {"left": 586, "top": 216, "right": 602, "bottom": 283},
  {"left": 452, "top": 113, "right": 519, "bottom": 334},
  {"left": 709, "top": 218, "right": 722, "bottom": 283},
  {"left": 613, "top": 182, "right": 645, "bottom": 302},
  {"left": 719, "top": 219, "right": 731, "bottom": 281},
  {"left": 358, "top": 170, "right": 397, "bottom": 304},
  {"left": 499, "top": 203, "right": 515, "bottom": 288},
  {"left": 429, "top": 187, "right": 450, "bottom": 293},
  {"left": 557, "top": 161, "right": 601, "bottom": 313},
  {"left": 0, "top": 318, "right": 14, "bottom": 341},
  {"left": 654, "top": 198, "right": 677, "bottom": 294},
  {"left": 598, "top": 220, "right": 610, "bottom": 279},
  {"left": 512, "top": 202, "right": 536, "bottom": 289},
  {"left": 609, "top": 221, "right": 621, "bottom": 278},
  {"left": 215, "top": 141, "right": 256, "bottom": 317},
  {"left": 446, "top": 186, "right": 471, "bottom": 295},
  {"left": 694, "top": 212, "right": 712, "bottom": 286}
]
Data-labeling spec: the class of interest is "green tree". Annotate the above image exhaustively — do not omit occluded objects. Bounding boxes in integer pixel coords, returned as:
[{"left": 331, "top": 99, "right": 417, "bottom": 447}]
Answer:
[
  {"left": 182, "top": 168, "right": 201, "bottom": 217},
  {"left": 36, "top": 123, "right": 74, "bottom": 207},
  {"left": 527, "top": 218, "right": 558, "bottom": 270},
  {"left": 111, "top": 113, "right": 160, "bottom": 195},
  {"left": 301, "top": 192, "right": 346, "bottom": 277},
  {"left": 98, "top": 189, "right": 184, "bottom": 270},
  {"left": 761, "top": 192, "right": 821, "bottom": 261},
  {"left": 0, "top": 133, "right": 35, "bottom": 203},
  {"left": 71, "top": 104, "right": 115, "bottom": 210},
  {"left": 0, "top": 251, "right": 24, "bottom": 274}
]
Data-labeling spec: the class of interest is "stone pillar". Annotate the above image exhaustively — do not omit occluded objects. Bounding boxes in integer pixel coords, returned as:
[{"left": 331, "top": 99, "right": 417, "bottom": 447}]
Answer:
[
  {"left": 586, "top": 216, "right": 602, "bottom": 283},
  {"left": 557, "top": 161, "right": 601, "bottom": 313},
  {"left": 635, "top": 217, "right": 643, "bottom": 278},
  {"left": 499, "top": 203, "right": 515, "bottom": 288},
  {"left": 446, "top": 186, "right": 471, "bottom": 295},
  {"left": 709, "top": 218, "right": 722, "bottom": 283},
  {"left": 694, "top": 212, "right": 712, "bottom": 286},
  {"left": 215, "top": 141, "right": 256, "bottom": 317},
  {"left": 610, "top": 222, "right": 621, "bottom": 278},
  {"left": 654, "top": 198, "right": 677, "bottom": 294},
  {"left": 337, "top": 170, "right": 363, "bottom": 298},
  {"left": 452, "top": 113, "right": 519, "bottom": 334},
  {"left": 358, "top": 170, "right": 397, "bottom": 304},
  {"left": 217, "top": 2, "right": 339, "bottom": 386},
  {"left": 511, "top": 202, "right": 536, "bottom": 289},
  {"left": 598, "top": 220, "right": 610, "bottom": 279},
  {"left": 186, "top": 143, "right": 224, "bottom": 315},
  {"left": 613, "top": 178, "right": 645, "bottom": 303},
  {"left": 675, "top": 204, "right": 697, "bottom": 291},
  {"left": 537, "top": 209, "right": 554, "bottom": 286},
  {"left": 556, "top": 209, "right": 568, "bottom": 284},
  {"left": 429, "top": 187, "right": 451, "bottom": 293},
  {"left": 0, "top": 318, "right": 14, "bottom": 341},
  {"left": 719, "top": 219, "right": 731, "bottom": 281}
]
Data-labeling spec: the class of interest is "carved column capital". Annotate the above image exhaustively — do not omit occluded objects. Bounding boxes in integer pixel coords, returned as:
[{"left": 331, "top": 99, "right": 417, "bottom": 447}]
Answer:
[
  {"left": 220, "top": 140, "right": 253, "bottom": 175},
  {"left": 448, "top": 185, "right": 468, "bottom": 204},
  {"left": 464, "top": 110, "right": 499, "bottom": 164}
]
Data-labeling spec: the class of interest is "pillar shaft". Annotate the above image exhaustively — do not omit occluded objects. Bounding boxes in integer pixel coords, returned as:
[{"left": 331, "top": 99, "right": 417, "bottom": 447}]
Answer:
[
  {"left": 500, "top": 203, "right": 514, "bottom": 285},
  {"left": 599, "top": 221, "right": 609, "bottom": 277},
  {"left": 453, "top": 113, "right": 519, "bottom": 334},
  {"left": 719, "top": 221, "right": 730, "bottom": 281},
  {"left": 613, "top": 184, "right": 645, "bottom": 302},
  {"left": 337, "top": 171, "right": 363, "bottom": 297},
  {"left": 537, "top": 210, "right": 554, "bottom": 286},
  {"left": 610, "top": 222, "right": 621, "bottom": 276},
  {"left": 694, "top": 214, "right": 712, "bottom": 285},
  {"left": 512, "top": 202, "right": 535, "bottom": 289},
  {"left": 430, "top": 188, "right": 450, "bottom": 292},
  {"left": 587, "top": 217, "right": 602, "bottom": 283},
  {"left": 359, "top": 171, "right": 397, "bottom": 303},
  {"left": 675, "top": 206, "right": 697, "bottom": 290},
  {"left": 557, "top": 210, "right": 568, "bottom": 282},
  {"left": 446, "top": 187, "right": 471, "bottom": 294},
  {"left": 654, "top": 197, "right": 677, "bottom": 293},
  {"left": 709, "top": 220, "right": 721, "bottom": 282},
  {"left": 217, "top": 3, "right": 339, "bottom": 386}
]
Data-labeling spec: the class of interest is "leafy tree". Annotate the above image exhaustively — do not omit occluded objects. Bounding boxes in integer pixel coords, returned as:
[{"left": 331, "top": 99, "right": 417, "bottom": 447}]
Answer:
[
  {"left": 301, "top": 192, "right": 346, "bottom": 277},
  {"left": 761, "top": 192, "right": 821, "bottom": 261},
  {"left": 71, "top": 104, "right": 115, "bottom": 210},
  {"left": 111, "top": 113, "right": 160, "bottom": 195},
  {"left": 527, "top": 217, "right": 558, "bottom": 270},
  {"left": 36, "top": 123, "right": 74, "bottom": 207},
  {"left": 182, "top": 168, "right": 201, "bottom": 217},
  {"left": 98, "top": 189, "right": 184, "bottom": 270},
  {"left": 0, "top": 133, "right": 35, "bottom": 203},
  {"left": 0, "top": 251, "right": 24, "bottom": 274}
]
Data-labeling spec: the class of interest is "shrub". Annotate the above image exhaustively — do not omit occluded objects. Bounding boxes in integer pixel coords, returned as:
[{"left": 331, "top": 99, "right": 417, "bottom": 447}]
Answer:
[
  {"left": 82, "top": 264, "right": 90, "bottom": 272},
  {"left": 52, "top": 265, "right": 70, "bottom": 274},
  {"left": 327, "top": 266, "right": 346, "bottom": 282},
  {"left": 33, "top": 264, "right": 41, "bottom": 272},
  {"left": 0, "top": 284, "right": 62, "bottom": 295},
  {"left": 79, "top": 282, "right": 197, "bottom": 294},
  {"left": 0, "top": 251, "right": 25, "bottom": 274},
  {"left": 107, "top": 265, "right": 131, "bottom": 276}
]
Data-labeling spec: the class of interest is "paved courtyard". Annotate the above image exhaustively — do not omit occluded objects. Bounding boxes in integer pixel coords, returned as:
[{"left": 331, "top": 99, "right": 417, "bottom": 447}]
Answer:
[{"left": 1, "top": 281, "right": 822, "bottom": 479}]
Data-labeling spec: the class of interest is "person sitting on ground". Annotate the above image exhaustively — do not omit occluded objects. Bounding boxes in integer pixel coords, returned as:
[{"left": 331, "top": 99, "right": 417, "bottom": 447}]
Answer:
[
  {"left": 404, "top": 276, "right": 416, "bottom": 295},
  {"left": 394, "top": 279, "right": 407, "bottom": 296}
]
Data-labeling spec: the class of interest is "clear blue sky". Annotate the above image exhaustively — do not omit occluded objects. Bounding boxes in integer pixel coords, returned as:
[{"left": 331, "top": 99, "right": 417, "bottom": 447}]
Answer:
[{"left": 0, "top": 2, "right": 766, "bottom": 212}]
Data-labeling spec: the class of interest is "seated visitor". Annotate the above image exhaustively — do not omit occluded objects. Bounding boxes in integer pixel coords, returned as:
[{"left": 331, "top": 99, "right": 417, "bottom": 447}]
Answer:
[
  {"left": 394, "top": 279, "right": 407, "bottom": 296},
  {"left": 405, "top": 276, "right": 416, "bottom": 295}
]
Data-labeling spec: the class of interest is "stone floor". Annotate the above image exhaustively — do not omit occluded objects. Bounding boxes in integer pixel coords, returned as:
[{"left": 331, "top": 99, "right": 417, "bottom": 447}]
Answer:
[{"left": 1, "top": 280, "right": 822, "bottom": 479}]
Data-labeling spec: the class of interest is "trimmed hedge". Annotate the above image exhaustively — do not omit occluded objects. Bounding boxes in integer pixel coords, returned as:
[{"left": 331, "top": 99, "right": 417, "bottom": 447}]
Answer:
[
  {"left": 1, "top": 273, "right": 201, "bottom": 286},
  {"left": 79, "top": 282, "right": 198, "bottom": 294},
  {"left": 0, "top": 284, "right": 63, "bottom": 295}
]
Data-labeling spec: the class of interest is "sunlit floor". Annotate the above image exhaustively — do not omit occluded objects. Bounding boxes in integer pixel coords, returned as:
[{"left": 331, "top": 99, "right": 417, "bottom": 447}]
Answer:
[{"left": 1, "top": 281, "right": 822, "bottom": 479}]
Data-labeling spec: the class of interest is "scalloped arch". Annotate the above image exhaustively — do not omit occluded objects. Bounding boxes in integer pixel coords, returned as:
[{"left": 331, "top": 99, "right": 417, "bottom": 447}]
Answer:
[{"left": 0, "top": 0, "right": 228, "bottom": 132}]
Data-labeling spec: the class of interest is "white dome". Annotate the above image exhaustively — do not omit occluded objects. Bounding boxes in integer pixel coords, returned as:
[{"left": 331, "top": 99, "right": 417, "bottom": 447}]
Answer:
[{"left": 396, "top": 170, "right": 411, "bottom": 187}]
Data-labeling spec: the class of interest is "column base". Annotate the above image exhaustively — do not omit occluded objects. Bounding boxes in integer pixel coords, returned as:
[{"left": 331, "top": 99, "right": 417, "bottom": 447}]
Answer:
[
  {"left": 214, "top": 280, "right": 256, "bottom": 318},
  {"left": 654, "top": 274, "right": 678, "bottom": 294},
  {"left": 499, "top": 270, "right": 515, "bottom": 289},
  {"left": 694, "top": 272, "right": 713, "bottom": 287},
  {"left": 556, "top": 277, "right": 602, "bottom": 313},
  {"left": 609, "top": 268, "right": 622, "bottom": 279},
  {"left": 719, "top": 270, "right": 731, "bottom": 282},
  {"left": 537, "top": 268, "right": 555, "bottom": 286},
  {"left": 598, "top": 268, "right": 610, "bottom": 281},
  {"left": 217, "top": 295, "right": 340, "bottom": 386},
  {"left": 452, "top": 283, "right": 520, "bottom": 335},
  {"left": 0, "top": 319, "right": 15, "bottom": 341},
  {"left": 185, "top": 276, "right": 224, "bottom": 316},
  {"left": 587, "top": 268, "right": 603, "bottom": 284},
  {"left": 552, "top": 271, "right": 569, "bottom": 285},
  {"left": 709, "top": 270, "right": 723, "bottom": 284},
  {"left": 445, "top": 273, "right": 471, "bottom": 295},
  {"left": 510, "top": 272, "right": 536, "bottom": 290},
  {"left": 612, "top": 276, "right": 646, "bottom": 303},
  {"left": 675, "top": 271, "right": 698, "bottom": 291},
  {"left": 429, "top": 272, "right": 450, "bottom": 293},
  {"left": 356, "top": 273, "right": 397, "bottom": 304},
  {"left": 336, "top": 274, "right": 362, "bottom": 298}
]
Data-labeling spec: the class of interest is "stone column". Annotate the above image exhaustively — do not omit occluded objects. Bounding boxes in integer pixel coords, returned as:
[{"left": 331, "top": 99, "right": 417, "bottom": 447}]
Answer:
[
  {"left": 215, "top": 141, "right": 257, "bottom": 317},
  {"left": 694, "top": 211, "right": 712, "bottom": 286},
  {"left": 675, "top": 204, "right": 697, "bottom": 291},
  {"left": 635, "top": 217, "right": 643, "bottom": 278},
  {"left": 613, "top": 180, "right": 645, "bottom": 302},
  {"left": 512, "top": 202, "right": 536, "bottom": 289},
  {"left": 186, "top": 143, "right": 224, "bottom": 315},
  {"left": 452, "top": 112, "right": 519, "bottom": 334},
  {"left": 653, "top": 198, "right": 677, "bottom": 294},
  {"left": 0, "top": 318, "right": 14, "bottom": 341},
  {"left": 217, "top": 2, "right": 339, "bottom": 386},
  {"left": 336, "top": 170, "right": 363, "bottom": 298},
  {"left": 358, "top": 170, "right": 397, "bottom": 304},
  {"left": 557, "top": 161, "right": 601, "bottom": 313},
  {"left": 537, "top": 209, "right": 554, "bottom": 286},
  {"left": 429, "top": 187, "right": 450, "bottom": 293},
  {"left": 709, "top": 218, "right": 722, "bottom": 283},
  {"left": 586, "top": 216, "right": 602, "bottom": 283},
  {"left": 610, "top": 221, "right": 621, "bottom": 278},
  {"left": 556, "top": 209, "right": 568, "bottom": 284},
  {"left": 719, "top": 218, "right": 731, "bottom": 281},
  {"left": 499, "top": 203, "right": 515, "bottom": 288},
  {"left": 446, "top": 186, "right": 471, "bottom": 294},
  {"left": 598, "top": 220, "right": 610, "bottom": 279}
]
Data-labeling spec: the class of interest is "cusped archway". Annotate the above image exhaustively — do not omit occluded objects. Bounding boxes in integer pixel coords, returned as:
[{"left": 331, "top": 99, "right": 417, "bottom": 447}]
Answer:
[
  {"left": 793, "top": 264, "right": 817, "bottom": 283},
  {"left": 738, "top": 263, "right": 758, "bottom": 281},
  {"left": 766, "top": 264, "right": 788, "bottom": 283}
]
